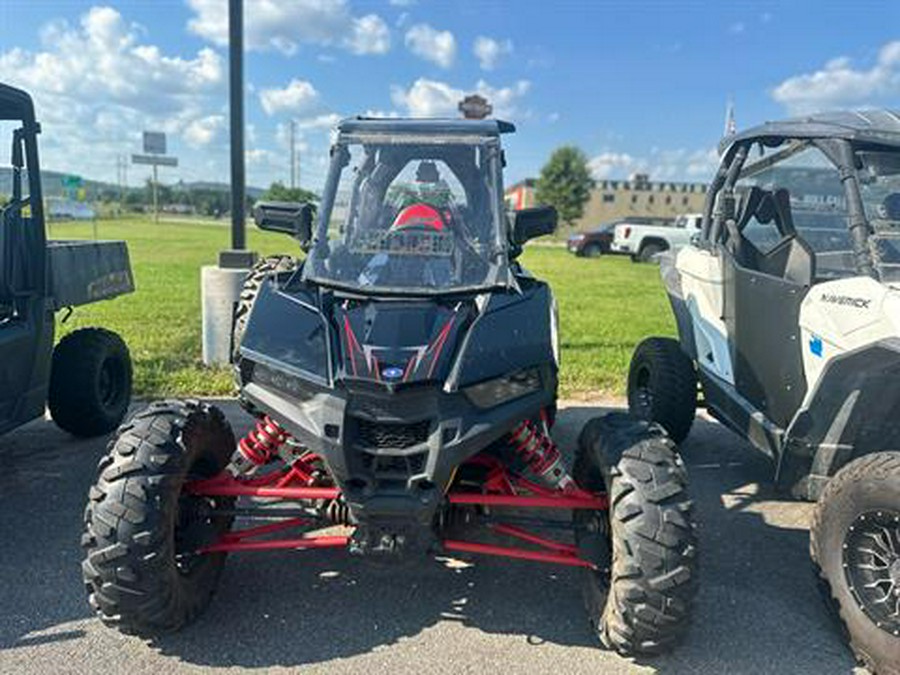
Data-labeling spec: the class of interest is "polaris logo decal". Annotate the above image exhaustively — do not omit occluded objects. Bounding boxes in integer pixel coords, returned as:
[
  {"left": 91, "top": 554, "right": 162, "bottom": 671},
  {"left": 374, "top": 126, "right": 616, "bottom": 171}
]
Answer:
[
  {"left": 820, "top": 293, "right": 871, "bottom": 309},
  {"left": 381, "top": 366, "right": 405, "bottom": 381}
]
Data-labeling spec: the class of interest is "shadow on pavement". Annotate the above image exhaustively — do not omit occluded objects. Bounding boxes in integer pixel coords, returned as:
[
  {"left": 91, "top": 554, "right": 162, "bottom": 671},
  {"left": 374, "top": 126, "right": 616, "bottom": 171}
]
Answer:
[{"left": 0, "top": 402, "right": 857, "bottom": 673}]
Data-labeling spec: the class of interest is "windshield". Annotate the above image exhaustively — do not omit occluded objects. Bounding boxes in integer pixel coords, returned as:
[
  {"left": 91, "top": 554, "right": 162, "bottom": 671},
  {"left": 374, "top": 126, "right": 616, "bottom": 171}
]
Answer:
[
  {"left": 857, "top": 148, "right": 900, "bottom": 283},
  {"left": 304, "top": 133, "right": 508, "bottom": 294}
]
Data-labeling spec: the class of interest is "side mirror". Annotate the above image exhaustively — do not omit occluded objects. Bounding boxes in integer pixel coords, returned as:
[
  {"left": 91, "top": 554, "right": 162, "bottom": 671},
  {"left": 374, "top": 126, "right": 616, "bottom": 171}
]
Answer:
[
  {"left": 253, "top": 201, "right": 314, "bottom": 246},
  {"left": 510, "top": 206, "right": 557, "bottom": 246}
]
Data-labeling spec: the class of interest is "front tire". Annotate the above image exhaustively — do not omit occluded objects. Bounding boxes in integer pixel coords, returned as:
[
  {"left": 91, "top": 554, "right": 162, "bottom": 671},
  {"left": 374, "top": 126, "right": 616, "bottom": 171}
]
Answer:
[
  {"left": 628, "top": 337, "right": 697, "bottom": 444},
  {"left": 583, "top": 243, "right": 603, "bottom": 258},
  {"left": 81, "top": 400, "right": 235, "bottom": 636},
  {"left": 811, "top": 452, "right": 900, "bottom": 674},
  {"left": 574, "top": 413, "right": 697, "bottom": 655},
  {"left": 49, "top": 328, "right": 132, "bottom": 437}
]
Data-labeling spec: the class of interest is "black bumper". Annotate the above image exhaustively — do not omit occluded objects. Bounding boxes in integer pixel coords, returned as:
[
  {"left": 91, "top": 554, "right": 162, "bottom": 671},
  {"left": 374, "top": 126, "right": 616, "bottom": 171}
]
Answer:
[{"left": 239, "top": 362, "right": 556, "bottom": 525}]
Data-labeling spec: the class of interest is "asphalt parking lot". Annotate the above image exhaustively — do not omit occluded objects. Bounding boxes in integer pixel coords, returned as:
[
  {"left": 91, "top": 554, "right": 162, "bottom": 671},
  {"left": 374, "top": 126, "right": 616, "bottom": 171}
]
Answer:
[{"left": 0, "top": 400, "right": 863, "bottom": 674}]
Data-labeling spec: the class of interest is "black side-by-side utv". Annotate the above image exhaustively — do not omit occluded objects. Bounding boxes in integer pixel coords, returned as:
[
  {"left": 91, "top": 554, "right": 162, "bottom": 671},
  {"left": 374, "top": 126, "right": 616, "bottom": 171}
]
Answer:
[
  {"left": 0, "top": 83, "right": 133, "bottom": 438},
  {"left": 82, "top": 117, "right": 696, "bottom": 654}
]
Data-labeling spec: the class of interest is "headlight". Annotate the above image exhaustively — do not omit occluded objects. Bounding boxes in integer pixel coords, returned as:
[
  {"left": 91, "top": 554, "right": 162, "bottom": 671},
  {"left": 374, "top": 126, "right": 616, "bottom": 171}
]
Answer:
[{"left": 464, "top": 368, "right": 541, "bottom": 409}]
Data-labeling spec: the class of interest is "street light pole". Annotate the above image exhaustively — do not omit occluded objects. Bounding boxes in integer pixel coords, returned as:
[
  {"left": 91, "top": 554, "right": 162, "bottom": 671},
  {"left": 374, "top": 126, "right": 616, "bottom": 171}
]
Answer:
[
  {"left": 202, "top": 0, "right": 256, "bottom": 366},
  {"left": 228, "top": 0, "right": 246, "bottom": 251}
]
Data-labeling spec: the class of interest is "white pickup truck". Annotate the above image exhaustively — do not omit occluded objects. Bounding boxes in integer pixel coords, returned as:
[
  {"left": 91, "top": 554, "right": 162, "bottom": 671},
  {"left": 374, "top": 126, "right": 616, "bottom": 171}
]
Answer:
[{"left": 612, "top": 213, "right": 703, "bottom": 262}]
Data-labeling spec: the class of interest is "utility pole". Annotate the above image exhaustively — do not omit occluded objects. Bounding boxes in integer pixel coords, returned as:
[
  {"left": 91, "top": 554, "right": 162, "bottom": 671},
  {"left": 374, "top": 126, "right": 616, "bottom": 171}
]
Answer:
[{"left": 290, "top": 119, "right": 296, "bottom": 189}]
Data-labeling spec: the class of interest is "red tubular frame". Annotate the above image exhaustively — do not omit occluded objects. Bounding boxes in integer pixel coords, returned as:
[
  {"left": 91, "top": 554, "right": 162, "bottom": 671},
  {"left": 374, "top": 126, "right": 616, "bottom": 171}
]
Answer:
[{"left": 185, "top": 447, "right": 606, "bottom": 567}]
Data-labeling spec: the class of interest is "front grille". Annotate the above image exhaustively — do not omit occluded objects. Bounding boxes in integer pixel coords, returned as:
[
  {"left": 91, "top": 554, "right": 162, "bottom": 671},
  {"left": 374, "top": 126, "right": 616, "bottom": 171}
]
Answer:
[
  {"left": 356, "top": 419, "right": 430, "bottom": 449},
  {"left": 360, "top": 451, "right": 427, "bottom": 476}
]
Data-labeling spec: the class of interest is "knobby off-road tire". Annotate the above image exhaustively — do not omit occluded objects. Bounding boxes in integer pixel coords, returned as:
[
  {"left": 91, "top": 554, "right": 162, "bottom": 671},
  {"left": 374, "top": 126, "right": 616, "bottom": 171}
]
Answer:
[
  {"left": 810, "top": 452, "right": 900, "bottom": 675},
  {"left": 575, "top": 413, "right": 697, "bottom": 655},
  {"left": 49, "top": 327, "right": 132, "bottom": 437},
  {"left": 628, "top": 337, "right": 697, "bottom": 444},
  {"left": 82, "top": 400, "right": 236, "bottom": 636},
  {"left": 232, "top": 255, "right": 298, "bottom": 361}
]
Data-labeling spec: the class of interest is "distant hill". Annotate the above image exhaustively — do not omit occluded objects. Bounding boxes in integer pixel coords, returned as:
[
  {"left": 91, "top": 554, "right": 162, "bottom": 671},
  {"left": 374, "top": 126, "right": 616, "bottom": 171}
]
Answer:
[{"left": 0, "top": 167, "right": 265, "bottom": 200}]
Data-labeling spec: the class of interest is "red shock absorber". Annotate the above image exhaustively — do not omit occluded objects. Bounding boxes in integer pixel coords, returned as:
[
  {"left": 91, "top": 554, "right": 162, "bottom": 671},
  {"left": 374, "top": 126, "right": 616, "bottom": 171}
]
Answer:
[
  {"left": 509, "top": 418, "right": 577, "bottom": 492},
  {"left": 229, "top": 415, "right": 289, "bottom": 475}
]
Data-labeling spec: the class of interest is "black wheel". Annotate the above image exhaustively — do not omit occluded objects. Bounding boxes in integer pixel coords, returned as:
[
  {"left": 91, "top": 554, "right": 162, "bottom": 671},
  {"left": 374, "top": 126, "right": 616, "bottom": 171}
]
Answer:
[
  {"left": 638, "top": 242, "right": 664, "bottom": 262},
  {"left": 82, "top": 400, "right": 236, "bottom": 636},
  {"left": 49, "top": 327, "right": 132, "bottom": 437},
  {"left": 583, "top": 243, "right": 603, "bottom": 258},
  {"left": 811, "top": 452, "right": 900, "bottom": 674},
  {"left": 232, "top": 255, "right": 298, "bottom": 361},
  {"left": 574, "top": 413, "right": 697, "bottom": 655},
  {"left": 627, "top": 337, "right": 697, "bottom": 444}
]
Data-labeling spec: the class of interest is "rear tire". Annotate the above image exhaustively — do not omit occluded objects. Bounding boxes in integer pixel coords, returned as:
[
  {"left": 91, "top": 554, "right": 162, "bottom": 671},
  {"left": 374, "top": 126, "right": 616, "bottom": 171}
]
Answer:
[
  {"left": 81, "top": 400, "right": 235, "bottom": 636},
  {"left": 810, "top": 452, "right": 900, "bottom": 675},
  {"left": 232, "top": 255, "right": 298, "bottom": 361},
  {"left": 574, "top": 413, "right": 697, "bottom": 655},
  {"left": 627, "top": 337, "right": 697, "bottom": 443},
  {"left": 49, "top": 328, "right": 132, "bottom": 437},
  {"left": 637, "top": 243, "right": 664, "bottom": 262}
]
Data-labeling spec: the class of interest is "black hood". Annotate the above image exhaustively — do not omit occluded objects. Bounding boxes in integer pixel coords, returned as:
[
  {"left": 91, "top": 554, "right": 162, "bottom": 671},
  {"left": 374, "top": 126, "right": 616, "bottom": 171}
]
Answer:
[{"left": 335, "top": 299, "right": 471, "bottom": 385}]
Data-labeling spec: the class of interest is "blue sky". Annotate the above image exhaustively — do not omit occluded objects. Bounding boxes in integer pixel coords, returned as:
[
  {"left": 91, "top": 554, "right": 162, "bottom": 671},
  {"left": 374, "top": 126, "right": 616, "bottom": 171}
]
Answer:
[{"left": 1, "top": 0, "right": 899, "bottom": 191}]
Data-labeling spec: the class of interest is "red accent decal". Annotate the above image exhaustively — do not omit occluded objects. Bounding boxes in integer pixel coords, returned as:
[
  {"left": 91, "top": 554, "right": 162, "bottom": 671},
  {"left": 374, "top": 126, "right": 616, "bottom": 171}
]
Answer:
[
  {"left": 343, "top": 314, "right": 359, "bottom": 377},
  {"left": 426, "top": 315, "right": 456, "bottom": 378}
]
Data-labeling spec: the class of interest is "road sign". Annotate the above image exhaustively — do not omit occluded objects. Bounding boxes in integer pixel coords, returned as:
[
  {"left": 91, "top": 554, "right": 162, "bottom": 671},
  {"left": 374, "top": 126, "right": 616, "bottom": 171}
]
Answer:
[
  {"left": 458, "top": 94, "right": 492, "bottom": 120},
  {"left": 132, "top": 154, "right": 178, "bottom": 167},
  {"left": 61, "top": 174, "right": 82, "bottom": 188},
  {"left": 143, "top": 131, "right": 167, "bottom": 155}
]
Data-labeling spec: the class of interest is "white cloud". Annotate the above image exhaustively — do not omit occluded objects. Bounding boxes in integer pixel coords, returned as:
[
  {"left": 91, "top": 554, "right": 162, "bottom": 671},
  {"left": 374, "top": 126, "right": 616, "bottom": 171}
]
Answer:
[
  {"left": 347, "top": 15, "right": 391, "bottom": 55},
  {"left": 589, "top": 152, "right": 639, "bottom": 179},
  {"left": 389, "top": 0, "right": 416, "bottom": 5},
  {"left": 184, "top": 114, "right": 226, "bottom": 147},
  {"left": 187, "top": 0, "right": 391, "bottom": 56},
  {"left": 0, "top": 6, "right": 226, "bottom": 181},
  {"left": 729, "top": 22, "right": 745, "bottom": 34},
  {"left": 259, "top": 79, "right": 320, "bottom": 116},
  {"left": 404, "top": 24, "right": 456, "bottom": 69},
  {"left": 390, "top": 78, "right": 530, "bottom": 119},
  {"left": 295, "top": 113, "right": 342, "bottom": 130},
  {"left": 771, "top": 41, "right": 900, "bottom": 114},
  {"left": 473, "top": 36, "right": 513, "bottom": 71},
  {"left": 547, "top": 112, "right": 560, "bottom": 124},
  {"left": 589, "top": 147, "right": 718, "bottom": 181}
]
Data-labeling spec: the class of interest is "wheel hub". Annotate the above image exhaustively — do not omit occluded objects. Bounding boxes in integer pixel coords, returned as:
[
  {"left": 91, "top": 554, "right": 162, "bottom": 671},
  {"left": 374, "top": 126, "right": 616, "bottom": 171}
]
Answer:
[{"left": 843, "top": 510, "right": 900, "bottom": 634}]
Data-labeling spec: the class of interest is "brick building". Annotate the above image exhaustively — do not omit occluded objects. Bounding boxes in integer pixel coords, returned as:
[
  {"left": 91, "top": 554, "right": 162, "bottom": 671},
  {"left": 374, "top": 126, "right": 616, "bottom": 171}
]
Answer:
[{"left": 505, "top": 173, "right": 709, "bottom": 231}]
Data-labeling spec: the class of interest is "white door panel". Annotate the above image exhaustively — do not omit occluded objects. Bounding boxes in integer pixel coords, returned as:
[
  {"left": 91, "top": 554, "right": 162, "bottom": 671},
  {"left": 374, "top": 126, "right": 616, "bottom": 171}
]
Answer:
[{"left": 676, "top": 247, "right": 734, "bottom": 383}]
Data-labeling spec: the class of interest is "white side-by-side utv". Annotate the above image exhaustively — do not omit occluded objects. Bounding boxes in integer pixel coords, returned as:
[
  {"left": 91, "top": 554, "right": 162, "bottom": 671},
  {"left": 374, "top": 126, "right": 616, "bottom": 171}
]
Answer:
[{"left": 628, "top": 111, "right": 900, "bottom": 674}]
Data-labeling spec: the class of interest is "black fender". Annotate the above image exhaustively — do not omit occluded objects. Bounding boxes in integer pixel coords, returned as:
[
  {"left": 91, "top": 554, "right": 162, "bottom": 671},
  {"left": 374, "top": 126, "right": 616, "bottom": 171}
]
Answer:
[{"left": 785, "top": 338, "right": 900, "bottom": 498}]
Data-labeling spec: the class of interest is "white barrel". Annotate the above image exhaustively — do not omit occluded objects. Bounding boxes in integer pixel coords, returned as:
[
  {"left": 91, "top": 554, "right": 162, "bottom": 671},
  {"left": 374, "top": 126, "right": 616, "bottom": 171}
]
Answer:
[{"left": 201, "top": 265, "right": 248, "bottom": 365}]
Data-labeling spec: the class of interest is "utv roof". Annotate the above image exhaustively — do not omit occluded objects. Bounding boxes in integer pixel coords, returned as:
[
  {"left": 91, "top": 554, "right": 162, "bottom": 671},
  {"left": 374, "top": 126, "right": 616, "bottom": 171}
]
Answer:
[
  {"left": 0, "top": 82, "right": 36, "bottom": 124},
  {"left": 337, "top": 117, "right": 515, "bottom": 137},
  {"left": 720, "top": 109, "right": 900, "bottom": 154}
]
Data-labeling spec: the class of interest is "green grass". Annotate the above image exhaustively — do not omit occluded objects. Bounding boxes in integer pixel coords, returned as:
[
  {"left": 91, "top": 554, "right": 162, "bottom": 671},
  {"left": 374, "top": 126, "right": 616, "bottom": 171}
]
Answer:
[
  {"left": 520, "top": 247, "right": 676, "bottom": 397},
  {"left": 55, "top": 218, "right": 675, "bottom": 398}
]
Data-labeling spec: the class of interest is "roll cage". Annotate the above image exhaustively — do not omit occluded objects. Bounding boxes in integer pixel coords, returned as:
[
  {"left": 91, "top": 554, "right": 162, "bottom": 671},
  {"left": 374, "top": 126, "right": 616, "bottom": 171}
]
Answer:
[{"left": 699, "top": 111, "right": 900, "bottom": 281}]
